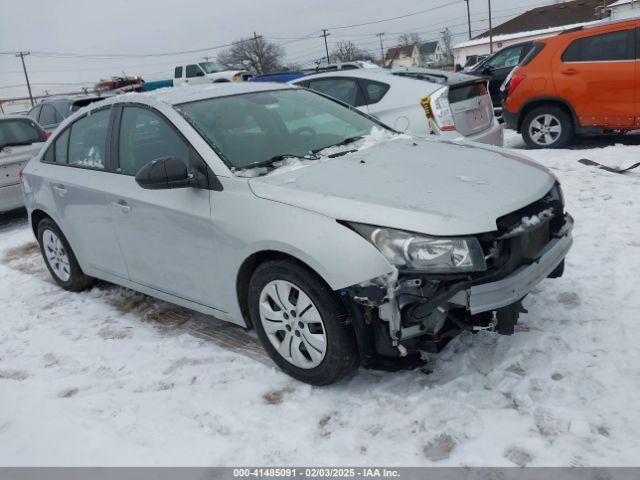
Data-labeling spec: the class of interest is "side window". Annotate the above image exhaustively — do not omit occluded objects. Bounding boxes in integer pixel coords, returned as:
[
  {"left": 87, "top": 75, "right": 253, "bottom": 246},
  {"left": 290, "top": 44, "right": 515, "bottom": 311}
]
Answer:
[
  {"left": 27, "top": 105, "right": 42, "bottom": 122},
  {"left": 359, "top": 79, "right": 390, "bottom": 104},
  {"left": 186, "top": 64, "right": 204, "bottom": 78},
  {"left": 54, "top": 129, "right": 70, "bottom": 164},
  {"left": 118, "top": 106, "right": 190, "bottom": 175},
  {"left": 67, "top": 108, "right": 111, "bottom": 170},
  {"left": 636, "top": 28, "right": 640, "bottom": 59},
  {"left": 307, "top": 78, "right": 365, "bottom": 107},
  {"left": 562, "top": 30, "right": 632, "bottom": 62},
  {"left": 487, "top": 46, "right": 523, "bottom": 69},
  {"left": 174, "top": 66, "right": 183, "bottom": 79},
  {"left": 39, "top": 104, "right": 59, "bottom": 126}
]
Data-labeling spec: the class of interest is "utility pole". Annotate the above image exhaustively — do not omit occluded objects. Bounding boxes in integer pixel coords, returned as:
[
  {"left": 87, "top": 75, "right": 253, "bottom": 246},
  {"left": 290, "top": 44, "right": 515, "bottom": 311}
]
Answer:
[
  {"left": 488, "top": 0, "right": 494, "bottom": 53},
  {"left": 376, "top": 33, "right": 385, "bottom": 65},
  {"left": 253, "top": 32, "right": 264, "bottom": 74},
  {"left": 16, "top": 51, "right": 34, "bottom": 107},
  {"left": 321, "top": 29, "right": 330, "bottom": 65},
  {"left": 464, "top": 0, "right": 472, "bottom": 40}
]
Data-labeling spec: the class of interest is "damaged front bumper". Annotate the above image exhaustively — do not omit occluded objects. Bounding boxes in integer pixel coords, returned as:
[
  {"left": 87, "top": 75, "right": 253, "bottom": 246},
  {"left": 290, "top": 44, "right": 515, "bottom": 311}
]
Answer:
[
  {"left": 344, "top": 212, "right": 574, "bottom": 366},
  {"left": 449, "top": 214, "right": 573, "bottom": 314}
]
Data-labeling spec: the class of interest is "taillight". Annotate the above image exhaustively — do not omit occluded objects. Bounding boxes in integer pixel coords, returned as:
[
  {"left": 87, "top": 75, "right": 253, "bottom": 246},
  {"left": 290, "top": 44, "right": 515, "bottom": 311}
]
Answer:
[
  {"left": 44, "top": 131, "right": 51, "bottom": 140},
  {"left": 19, "top": 168, "right": 25, "bottom": 183},
  {"left": 421, "top": 86, "right": 456, "bottom": 133},
  {"left": 508, "top": 73, "right": 527, "bottom": 96}
]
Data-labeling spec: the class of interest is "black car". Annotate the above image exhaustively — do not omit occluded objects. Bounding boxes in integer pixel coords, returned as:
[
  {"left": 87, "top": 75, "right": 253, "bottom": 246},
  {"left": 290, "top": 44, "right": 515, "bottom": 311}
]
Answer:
[
  {"left": 466, "top": 41, "right": 534, "bottom": 109},
  {"left": 27, "top": 96, "right": 103, "bottom": 133}
]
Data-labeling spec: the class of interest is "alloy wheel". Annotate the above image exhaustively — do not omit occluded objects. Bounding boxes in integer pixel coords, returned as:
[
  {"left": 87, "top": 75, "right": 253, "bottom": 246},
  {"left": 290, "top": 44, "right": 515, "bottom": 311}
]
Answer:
[
  {"left": 43, "top": 229, "right": 71, "bottom": 282},
  {"left": 528, "top": 113, "right": 562, "bottom": 146},
  {"left": 258, "top": 280, "right": 327, "bottom": 369}
]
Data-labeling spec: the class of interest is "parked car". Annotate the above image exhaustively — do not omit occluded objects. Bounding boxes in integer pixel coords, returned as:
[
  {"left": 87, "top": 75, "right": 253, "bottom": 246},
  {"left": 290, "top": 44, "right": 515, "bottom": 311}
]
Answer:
[
  {"left": 291, "top": 68, "right": 503, "bottom": 146},
  {"left": 173, "top": 61, "right": 251, "bottom": 86},
  {"left": 251, "top": 61, "right": 380, "bottom": 84},
  {"left": 466, "top": 41, "right": 534, "bottom": 110},
  {"left": 27, "top": 97, "right": 104, "bottom": 134},
  {"left": 0, "top": 115, "right": 47, "bottom": 213},
  {"left": 502, "top": 19, "right": 640, "bottom": 149},
  {"left": 22, "top": 83, "right": 573, "bottom": 385}
]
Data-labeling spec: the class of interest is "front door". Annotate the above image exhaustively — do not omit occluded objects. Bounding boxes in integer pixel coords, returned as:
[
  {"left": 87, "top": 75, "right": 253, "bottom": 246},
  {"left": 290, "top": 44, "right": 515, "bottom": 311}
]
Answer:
[
  {"left": 482, "top": 44, "right": 530, "bottom": 107},
  {"left": 108, "top": 105, "right": 219, "bottom": 307},
  {"left": 555, "top": 27, "right": 636, "bottom": 129}
]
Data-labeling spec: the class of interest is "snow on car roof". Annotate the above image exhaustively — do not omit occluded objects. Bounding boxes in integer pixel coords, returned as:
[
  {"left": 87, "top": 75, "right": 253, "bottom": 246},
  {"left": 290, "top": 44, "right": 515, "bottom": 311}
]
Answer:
[{"left": 141, "top": 82, "right": 293, "bottom": 106}]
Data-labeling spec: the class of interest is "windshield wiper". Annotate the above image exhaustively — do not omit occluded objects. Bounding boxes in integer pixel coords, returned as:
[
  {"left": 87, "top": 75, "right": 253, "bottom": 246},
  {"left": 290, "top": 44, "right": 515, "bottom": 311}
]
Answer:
[
  {"left": 312, "top": 136, "right": 364, "bottom": 155},
  {"left": 245, "top": 153, "right": 319, "bottom": 170}
]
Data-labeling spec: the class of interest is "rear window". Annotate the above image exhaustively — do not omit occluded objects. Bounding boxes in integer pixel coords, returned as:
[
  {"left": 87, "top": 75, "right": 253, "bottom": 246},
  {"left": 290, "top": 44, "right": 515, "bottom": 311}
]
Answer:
[
  {"left": 71, "top": 98, "right": 103, "bottom": 112},
  {"left": 448, "top": 82, "right": 488, "bottom": 104},
  {"left": 520, "top": 43, "right": 545, "bottom": 66},
  {"left": 0, "top": 119, "right": 43, "bottom": 148},
  {"left": 562, "top": 29, "right": 633, "bottom": 62},
  {"left": 359, "top": 79, "right": 390, "bottom": 104}
]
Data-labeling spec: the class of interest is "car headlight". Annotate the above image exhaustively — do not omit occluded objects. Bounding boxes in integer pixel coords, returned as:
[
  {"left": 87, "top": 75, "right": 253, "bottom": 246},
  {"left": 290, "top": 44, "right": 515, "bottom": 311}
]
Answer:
[{"left": 347, "top": 223, "right": 486, "bottom": 273}]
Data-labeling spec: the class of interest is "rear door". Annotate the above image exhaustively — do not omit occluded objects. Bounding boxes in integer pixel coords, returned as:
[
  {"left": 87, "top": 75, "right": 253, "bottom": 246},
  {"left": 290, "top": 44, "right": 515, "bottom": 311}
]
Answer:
[
  {"left": 556, "top": 27, "right": 635, "bottom": 128},
  {"left": 38, "top": 107, "right": 129, "bottom": 279},
  {"left": 448, "top": 81, "right": 494, "bottom": 137}
]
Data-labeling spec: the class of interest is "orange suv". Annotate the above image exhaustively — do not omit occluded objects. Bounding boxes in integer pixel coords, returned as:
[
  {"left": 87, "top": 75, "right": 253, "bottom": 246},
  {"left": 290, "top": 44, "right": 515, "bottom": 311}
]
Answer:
[{"left": 503, "top": 19, "right": 639, "bottom": 149}]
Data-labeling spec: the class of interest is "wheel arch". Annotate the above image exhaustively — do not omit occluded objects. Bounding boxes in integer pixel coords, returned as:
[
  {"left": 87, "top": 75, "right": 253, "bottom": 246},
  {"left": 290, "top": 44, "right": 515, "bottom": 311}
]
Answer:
[
  {"left": 517, "top": 97, "right": 578, "bottom": 133},
  {"left": 235, "top": 249, "right": 333, "bottom": 329},
  {"left": 30, "top": 208, "right": 54, "bottom": 237}
]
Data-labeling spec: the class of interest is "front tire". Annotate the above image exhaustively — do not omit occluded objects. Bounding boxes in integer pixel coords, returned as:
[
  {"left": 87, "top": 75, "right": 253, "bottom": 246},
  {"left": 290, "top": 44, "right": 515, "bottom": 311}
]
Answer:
[
  {"left": 248, "top": 260, "right": 359, "bottom": 385},
  {"left": 522, "top": 105, "right": 574, "bottom": 149},
  {"left": 37, "top": 218, "right": 95, "bottom": 291}
]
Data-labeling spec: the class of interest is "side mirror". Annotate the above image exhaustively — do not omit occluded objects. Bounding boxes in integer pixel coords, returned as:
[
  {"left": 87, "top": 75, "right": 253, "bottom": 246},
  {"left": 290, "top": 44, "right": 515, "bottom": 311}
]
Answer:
[
  {"left": 135, "top": 156, "right": 195, "bottom": 190},
  {"left": 482, "top": 65, "right": 495, "bottom": 75}
]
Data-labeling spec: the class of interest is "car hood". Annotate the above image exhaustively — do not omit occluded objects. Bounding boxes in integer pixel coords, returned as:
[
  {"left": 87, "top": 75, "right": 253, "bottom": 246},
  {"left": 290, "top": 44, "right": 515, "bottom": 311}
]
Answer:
[{"left": 248, "top": 138, "right": 555, "bottom": 236}]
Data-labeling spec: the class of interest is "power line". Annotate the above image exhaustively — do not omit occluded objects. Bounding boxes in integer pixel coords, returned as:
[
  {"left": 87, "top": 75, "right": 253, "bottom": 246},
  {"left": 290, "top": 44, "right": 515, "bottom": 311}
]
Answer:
[{"left": 325, "top": 0, "right": 459, "bottom": 30}]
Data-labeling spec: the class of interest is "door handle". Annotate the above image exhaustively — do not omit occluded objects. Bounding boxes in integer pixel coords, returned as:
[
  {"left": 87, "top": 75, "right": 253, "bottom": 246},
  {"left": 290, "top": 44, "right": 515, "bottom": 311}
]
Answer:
[
  {"left": 53, "top": 184, "right": 67, "bottom": 196},
  {"left": 111, "top": 200, "right": 131, "bottom": 213},
  {"left": 561, "top": 68, "right": 578, "bottom": 75}
]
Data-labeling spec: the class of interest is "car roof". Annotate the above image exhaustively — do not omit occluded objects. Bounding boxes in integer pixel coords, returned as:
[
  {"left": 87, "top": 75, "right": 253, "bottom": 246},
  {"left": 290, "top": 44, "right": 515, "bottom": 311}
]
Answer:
[
  {"left": 291, "top": 68, "right": 394, "bottom": 83},
  {"left": 540, "top": 18, "right": 639, "bottom": 43},
  {"left": 0, "top": 114, "right": 32, "bottom": 121},
  {"left": 97, "top": 82, "right": 295, "bottom": 108}
]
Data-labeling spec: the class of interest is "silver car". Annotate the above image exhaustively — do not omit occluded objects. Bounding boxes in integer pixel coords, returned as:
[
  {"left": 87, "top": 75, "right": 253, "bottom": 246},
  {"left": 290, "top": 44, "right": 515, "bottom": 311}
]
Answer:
[
  {"left": 290, "top": 68, "right": 504, "bottom": 146},
  {"left": 1, "top": 115, "right": 47, "bottom": 213},
  {"left": 22, "top": 83, "right": 573, "bottom": 385}
]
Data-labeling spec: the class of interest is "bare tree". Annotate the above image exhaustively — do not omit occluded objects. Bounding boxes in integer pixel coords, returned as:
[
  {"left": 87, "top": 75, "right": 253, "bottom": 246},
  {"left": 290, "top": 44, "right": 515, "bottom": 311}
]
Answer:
[
  {"left": 440, "top": 28, "right": 455, "bottom": 65},
  {"left": 217, "top": 35, "right": 285, "bottom": 75},
  {"left": 397, "top": 32, "right": 422, "bottom": 46},
  {"left": 329, "top": 41, "right": 374, "bottom": 63}
]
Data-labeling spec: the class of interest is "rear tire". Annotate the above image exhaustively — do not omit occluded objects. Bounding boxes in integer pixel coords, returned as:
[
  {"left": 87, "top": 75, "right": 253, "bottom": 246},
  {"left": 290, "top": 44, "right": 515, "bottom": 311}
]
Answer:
[
  {"left": 248, "top": 260, "right": 359, "bottom": 385},
  {"left": 37, "top": 218, "right": 95, "bottom": 291},
  {"left": 522, "top": 105, "right": 573, "bottom": 149}
]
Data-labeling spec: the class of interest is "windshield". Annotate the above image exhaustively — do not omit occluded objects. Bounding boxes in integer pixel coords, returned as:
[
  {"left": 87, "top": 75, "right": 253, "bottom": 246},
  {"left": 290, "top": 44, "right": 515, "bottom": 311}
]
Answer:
[
  {"left": 199, "top": 62, "right": 225, "bottom": 74},
  {"left": 177, "top": 89, "right": 380, "bottom": 169},
  {"left": 0, "top": 119, "right": 43, "bottom": 149}
]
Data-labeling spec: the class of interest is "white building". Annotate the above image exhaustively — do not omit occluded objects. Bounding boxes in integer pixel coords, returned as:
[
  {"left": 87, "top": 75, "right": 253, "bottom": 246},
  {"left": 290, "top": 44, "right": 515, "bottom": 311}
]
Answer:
[{"left": 609, "top": 0, "right": 640, "bottom": 19}]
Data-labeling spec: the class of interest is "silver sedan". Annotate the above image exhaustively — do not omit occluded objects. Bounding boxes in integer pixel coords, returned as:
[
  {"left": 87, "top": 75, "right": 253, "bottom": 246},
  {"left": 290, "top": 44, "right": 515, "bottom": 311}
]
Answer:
[{"left": 22, "top": 83, "right": 572, "bottom": 385}]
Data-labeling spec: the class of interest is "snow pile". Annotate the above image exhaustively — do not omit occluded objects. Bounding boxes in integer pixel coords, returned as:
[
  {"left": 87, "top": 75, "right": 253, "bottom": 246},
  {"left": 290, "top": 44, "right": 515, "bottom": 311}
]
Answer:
[
  {"left": 1, "top": 133, "right": 640, "bottom": 466},
  {"left": 508, "top": 208, "right": 555, "bottom": 235}
]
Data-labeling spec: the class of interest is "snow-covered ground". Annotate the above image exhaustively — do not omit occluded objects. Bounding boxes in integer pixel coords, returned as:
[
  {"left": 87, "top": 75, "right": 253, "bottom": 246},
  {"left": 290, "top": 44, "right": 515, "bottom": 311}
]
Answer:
[{"left": 1, "top": 131, "right": 639, "bottom": 466}]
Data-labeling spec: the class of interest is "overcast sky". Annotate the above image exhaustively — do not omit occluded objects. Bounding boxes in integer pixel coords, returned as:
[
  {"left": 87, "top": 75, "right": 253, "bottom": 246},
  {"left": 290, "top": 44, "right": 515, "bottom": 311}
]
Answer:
[{"left": 1, "top": 0, "right": 548, "bottom": 103}]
